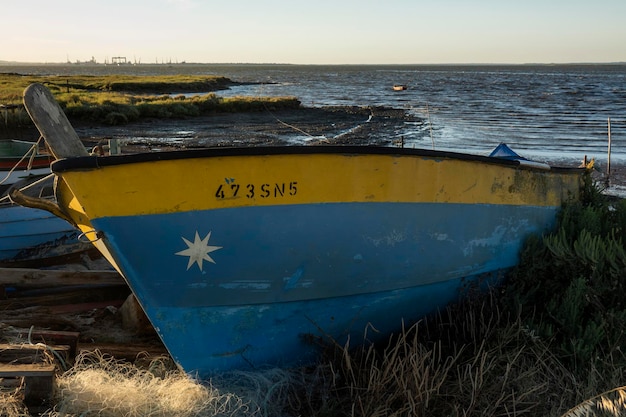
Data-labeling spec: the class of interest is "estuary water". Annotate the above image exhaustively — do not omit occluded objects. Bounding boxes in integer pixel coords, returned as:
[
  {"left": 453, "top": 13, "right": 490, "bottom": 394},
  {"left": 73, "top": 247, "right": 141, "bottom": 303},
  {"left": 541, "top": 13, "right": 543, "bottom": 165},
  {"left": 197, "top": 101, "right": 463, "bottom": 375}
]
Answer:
[{"left": 3, "top": 63, "right": 625, "bottom": 168}]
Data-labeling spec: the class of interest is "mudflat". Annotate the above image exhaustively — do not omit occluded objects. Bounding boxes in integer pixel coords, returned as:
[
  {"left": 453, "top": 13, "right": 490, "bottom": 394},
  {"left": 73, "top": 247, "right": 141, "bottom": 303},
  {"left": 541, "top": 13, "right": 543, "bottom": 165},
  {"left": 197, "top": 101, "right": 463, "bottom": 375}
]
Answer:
[{"left": 73, "top": 106, "right": 423, "bottom": 150}]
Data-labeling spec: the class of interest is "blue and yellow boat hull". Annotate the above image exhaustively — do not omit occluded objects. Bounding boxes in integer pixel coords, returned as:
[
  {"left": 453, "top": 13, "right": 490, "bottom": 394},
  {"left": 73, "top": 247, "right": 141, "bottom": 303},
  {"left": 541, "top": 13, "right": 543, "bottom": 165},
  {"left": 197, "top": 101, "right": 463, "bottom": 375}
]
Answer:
[{"left": 50, "top": 146, "right": 583, "bottom": 376}]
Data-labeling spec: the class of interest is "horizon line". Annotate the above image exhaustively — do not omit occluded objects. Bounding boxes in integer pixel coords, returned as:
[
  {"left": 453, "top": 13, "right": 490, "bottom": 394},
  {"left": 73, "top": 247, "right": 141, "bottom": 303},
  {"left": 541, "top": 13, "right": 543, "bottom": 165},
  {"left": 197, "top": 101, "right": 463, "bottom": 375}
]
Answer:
[{"left": 1, "top": 60, "right": 626, "bottom": 66}]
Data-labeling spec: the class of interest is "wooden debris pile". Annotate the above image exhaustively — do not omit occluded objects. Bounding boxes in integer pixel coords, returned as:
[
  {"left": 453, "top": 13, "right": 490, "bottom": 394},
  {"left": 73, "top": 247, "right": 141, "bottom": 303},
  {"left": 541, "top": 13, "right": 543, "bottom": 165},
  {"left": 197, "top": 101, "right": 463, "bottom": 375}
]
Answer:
[{"left": 0, "top": 267, "right": 168, "bottom": 411}]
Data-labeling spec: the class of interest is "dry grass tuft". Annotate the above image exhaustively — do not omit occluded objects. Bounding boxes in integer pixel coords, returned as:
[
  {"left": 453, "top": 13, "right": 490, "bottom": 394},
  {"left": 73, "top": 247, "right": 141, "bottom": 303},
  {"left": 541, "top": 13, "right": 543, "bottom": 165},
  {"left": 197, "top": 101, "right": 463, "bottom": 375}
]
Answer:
[
  {"left": 561, "top": 386, "right": 626, "bottom": 417},
  {"left": 213, "top": 368, "right": 314, "bottom": 417},
  {"left": 0, "top": 391, "right": 30, "bottom": 417},
  {"left": 323, "top": 290, "right": 586, "bottom": 417}
]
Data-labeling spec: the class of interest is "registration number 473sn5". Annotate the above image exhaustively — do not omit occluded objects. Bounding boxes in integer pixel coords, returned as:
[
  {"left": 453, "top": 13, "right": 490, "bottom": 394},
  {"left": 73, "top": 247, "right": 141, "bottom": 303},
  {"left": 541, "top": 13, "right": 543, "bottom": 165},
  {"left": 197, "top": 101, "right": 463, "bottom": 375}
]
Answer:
[{"left": 214, "top": 181, "right": 298, "bottom": 200}]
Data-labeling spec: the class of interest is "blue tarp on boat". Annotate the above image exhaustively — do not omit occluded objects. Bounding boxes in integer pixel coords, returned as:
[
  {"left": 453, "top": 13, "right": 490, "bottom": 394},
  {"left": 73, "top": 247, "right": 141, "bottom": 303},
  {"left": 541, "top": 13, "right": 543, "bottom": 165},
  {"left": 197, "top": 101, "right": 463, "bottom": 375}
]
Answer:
[{"left": 489, "top": 143, "right": 527, "bottom": 161}]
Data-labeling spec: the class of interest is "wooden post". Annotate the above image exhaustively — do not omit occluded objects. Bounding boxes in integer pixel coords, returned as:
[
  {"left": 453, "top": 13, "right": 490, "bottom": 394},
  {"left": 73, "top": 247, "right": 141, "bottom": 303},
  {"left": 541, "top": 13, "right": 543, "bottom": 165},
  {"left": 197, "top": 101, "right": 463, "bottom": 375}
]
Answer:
[
  {"left": 606, "top": 117, "right": 611, "bottom": 183},
  {"left": 108, "top": 138, "right": 120, "bottom": 155}
]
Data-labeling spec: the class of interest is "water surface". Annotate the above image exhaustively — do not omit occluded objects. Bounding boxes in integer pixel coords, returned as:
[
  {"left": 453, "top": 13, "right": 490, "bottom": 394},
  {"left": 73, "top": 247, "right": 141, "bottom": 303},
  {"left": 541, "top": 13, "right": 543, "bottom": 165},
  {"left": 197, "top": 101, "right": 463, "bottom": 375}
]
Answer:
[{"left": 3, "top": 63, "right": 625, "bottom": 166}]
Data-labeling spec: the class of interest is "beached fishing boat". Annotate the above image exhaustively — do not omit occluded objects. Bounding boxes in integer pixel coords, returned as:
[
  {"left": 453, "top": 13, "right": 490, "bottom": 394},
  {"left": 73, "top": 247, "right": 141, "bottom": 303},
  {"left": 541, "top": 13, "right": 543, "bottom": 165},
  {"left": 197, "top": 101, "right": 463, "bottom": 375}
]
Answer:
[
  {"left": 0, "top": 204, "right": 84, "bottom": 266},
  {"left": 0, "top": 140, "right": 90, "bottom": 265},
  {"left": 0, "top": 139, "right": 52, "bottom": 193},
  {"left": 16, "top": 83, "right": 586, "bottom": 377},
  {"left": 0, "top": 175, "right": 92, "bottom": 266},
  {"left": 0, "top": 139, "right": 51, "bottom": 171},
  {"left": 0, "top": 171, "right": 93, "bottom": 267}
]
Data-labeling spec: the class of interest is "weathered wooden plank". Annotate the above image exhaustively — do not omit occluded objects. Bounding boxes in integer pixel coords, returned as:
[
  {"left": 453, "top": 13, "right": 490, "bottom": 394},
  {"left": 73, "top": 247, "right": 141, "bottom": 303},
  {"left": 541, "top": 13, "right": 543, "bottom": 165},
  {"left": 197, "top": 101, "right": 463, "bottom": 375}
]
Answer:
[
  {"left": 0, "top": 267, "right": 124, "bottom": 288},
  {"left": 0, "top": 246, "right": 101, "bottom": 269},
  {"left": 79, "top": 342, "right": 168, "bottom": 362},
  {"left": 0, "top": 344, "right": 70, "bottom": 364},
  {"left": 49, "top": 299, "right": 126, "bottom": 314},
  {"left": 0, "top": 287, "right": 129, "bottom": 313},
  {"left": 0, "top": 313, "right": 78, "bottom": 329},
  {"left": 4, "top": 329, "right": 79, "bottom": 357},
  {"left": 0, "top": 363, "right": 56, "bottom": 377},
  {"left": 22, "top": 83, "right": 89, "bottom": 159}
]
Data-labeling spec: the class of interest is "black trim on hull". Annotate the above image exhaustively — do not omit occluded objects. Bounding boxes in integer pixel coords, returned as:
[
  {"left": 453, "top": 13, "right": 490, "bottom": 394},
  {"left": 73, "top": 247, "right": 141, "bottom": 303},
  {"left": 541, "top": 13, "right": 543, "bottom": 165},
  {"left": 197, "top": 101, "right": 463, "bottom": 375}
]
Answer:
[{"left": 51, "top": 145, "right": 581, "bottom": 174}]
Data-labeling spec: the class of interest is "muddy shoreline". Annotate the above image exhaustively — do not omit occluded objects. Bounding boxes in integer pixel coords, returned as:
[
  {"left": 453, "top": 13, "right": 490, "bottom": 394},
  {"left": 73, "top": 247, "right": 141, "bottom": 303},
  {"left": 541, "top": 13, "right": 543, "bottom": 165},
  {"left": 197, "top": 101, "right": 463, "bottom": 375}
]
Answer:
[{"left": 71, "top": 105, "right": 423, "bottom": 150}]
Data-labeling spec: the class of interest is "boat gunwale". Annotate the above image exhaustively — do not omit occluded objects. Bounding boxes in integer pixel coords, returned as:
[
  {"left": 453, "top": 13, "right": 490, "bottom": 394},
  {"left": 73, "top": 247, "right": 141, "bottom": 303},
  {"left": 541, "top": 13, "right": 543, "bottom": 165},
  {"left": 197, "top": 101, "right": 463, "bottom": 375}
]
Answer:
[
  {"left": 50, "top": 145, "right": 584, "bottom": 174},
  {"left": 0, "top": 156, "right": 52, "bottom": 169}
]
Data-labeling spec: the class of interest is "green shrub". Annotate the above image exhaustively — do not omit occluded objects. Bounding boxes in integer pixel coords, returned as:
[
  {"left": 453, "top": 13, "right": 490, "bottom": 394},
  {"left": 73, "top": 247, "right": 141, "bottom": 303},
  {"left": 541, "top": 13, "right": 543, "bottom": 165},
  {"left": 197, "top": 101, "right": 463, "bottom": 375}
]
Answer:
[
  {"left": 504, "top": 176, "right": 626, "bottom": 373},
  {"left": 104, "top": 112, "right": 128, "bottom": 126}
]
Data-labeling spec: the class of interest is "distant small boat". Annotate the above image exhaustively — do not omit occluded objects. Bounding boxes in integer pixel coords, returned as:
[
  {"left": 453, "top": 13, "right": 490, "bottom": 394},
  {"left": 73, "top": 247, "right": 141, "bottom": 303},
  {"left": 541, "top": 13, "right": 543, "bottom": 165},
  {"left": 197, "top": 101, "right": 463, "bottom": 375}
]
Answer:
[
  {"left": 17, "top": 83, "right": 587, "bottom": 377},
  {"left": 392, "top": 84, "right": 408, "bottom": 91}
]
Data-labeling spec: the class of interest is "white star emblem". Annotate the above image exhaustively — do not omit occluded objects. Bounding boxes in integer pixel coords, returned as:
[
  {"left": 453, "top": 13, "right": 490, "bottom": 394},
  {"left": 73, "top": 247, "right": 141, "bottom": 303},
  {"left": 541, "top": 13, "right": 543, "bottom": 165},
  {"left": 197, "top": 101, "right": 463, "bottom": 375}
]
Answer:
[{"left": 175, "top": 231, "right": 222, "bottom": 271}]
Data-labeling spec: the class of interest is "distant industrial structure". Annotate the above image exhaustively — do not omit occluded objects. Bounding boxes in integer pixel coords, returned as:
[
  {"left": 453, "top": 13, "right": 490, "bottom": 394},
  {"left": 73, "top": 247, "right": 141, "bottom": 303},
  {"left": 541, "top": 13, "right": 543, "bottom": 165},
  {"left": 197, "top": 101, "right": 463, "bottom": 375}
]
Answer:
[
  {"left": 111, "top": 56, "right": 127, "bottom": 65},
  {"left": 63, "top": 55, "right": 189, "bottom": 66},
  {"left": 67, "top": 56, "right": 97, "bottom": 65}
]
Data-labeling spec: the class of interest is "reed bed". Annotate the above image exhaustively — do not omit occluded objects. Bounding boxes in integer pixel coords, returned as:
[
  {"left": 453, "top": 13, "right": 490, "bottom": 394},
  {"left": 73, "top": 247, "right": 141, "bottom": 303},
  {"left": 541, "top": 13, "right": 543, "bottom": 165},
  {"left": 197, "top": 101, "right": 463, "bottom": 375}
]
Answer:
[{"left": 323, "top": 295, "right": 579, "bottom": 417}]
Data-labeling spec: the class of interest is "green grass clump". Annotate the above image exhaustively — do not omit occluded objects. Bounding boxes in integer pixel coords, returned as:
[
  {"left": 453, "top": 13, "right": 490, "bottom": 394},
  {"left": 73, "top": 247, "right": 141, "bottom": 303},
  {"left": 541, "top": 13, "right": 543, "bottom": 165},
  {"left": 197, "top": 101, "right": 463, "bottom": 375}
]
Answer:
[
  {"left": 86, "top": 75, "right": 233, "bottom": 93},
  {"left": 0, "top": 73, "right": 233, "bottom": 99},
  {"left": 0, "top": 73, "right": 301, "bottom": 128}
]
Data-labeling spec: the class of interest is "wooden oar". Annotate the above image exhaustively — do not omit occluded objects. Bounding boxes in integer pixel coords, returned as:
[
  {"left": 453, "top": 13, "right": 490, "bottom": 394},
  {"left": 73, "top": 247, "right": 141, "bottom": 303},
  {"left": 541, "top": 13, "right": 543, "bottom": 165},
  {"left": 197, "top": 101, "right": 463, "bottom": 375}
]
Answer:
[{"left": 22, "top": 83, "right": 89, "bottom": 159}]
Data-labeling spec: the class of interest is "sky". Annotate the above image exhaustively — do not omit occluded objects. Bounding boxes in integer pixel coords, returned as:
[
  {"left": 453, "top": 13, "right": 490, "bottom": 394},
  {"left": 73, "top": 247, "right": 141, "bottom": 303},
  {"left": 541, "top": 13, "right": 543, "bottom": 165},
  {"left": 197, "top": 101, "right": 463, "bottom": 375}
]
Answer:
[{"left": 3, "top": 0, "right": 626, "bottom": 65}]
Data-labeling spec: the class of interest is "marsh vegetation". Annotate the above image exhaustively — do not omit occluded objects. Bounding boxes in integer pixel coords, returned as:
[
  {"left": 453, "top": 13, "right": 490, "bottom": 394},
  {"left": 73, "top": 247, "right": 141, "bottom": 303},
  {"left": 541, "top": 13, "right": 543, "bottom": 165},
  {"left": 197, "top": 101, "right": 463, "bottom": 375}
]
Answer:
[{"left": 0, "top": 73, "right": 300, "bottom": 131}]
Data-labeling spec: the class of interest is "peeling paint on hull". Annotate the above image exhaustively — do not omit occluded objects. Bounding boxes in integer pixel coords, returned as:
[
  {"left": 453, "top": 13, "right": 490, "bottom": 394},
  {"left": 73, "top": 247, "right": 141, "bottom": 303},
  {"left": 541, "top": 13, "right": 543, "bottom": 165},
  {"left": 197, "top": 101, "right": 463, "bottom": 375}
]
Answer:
[
  {"left": 152, "top": 272, "right": 500, "bottom": 377},
  {"left": 94, "top": 202, "right": 554, "bottom": 307}
]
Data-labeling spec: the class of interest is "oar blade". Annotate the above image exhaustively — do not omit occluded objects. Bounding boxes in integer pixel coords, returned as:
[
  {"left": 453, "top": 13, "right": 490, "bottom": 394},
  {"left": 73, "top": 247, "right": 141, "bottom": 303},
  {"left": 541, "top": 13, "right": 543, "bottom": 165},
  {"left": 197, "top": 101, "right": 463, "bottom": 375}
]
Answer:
[{"left": 23, "top": 83, "right": 89, "bottom": 159}]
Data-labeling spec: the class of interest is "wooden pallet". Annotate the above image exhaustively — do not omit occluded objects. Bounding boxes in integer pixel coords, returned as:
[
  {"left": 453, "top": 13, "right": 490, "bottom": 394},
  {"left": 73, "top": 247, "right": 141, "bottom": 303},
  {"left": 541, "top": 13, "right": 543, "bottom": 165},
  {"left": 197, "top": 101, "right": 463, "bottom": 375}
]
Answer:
[
  {"left": 0, "top": 343, "right": 71, "bottom": 364},
  {"left": 0, "top": 363, "right": 56, "bottom": 405},
  {"left": 3, "top": 329, "right": 79, "bottom": 358},
  {"left": 0, "top": 341, "right": 72, "bottom": 408}
]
